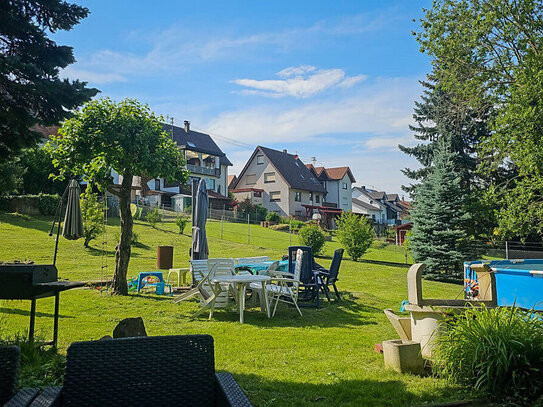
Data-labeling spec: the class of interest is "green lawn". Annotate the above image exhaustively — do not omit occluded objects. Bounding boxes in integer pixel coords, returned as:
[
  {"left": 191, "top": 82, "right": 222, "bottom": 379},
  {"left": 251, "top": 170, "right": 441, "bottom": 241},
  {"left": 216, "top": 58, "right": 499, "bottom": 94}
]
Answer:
[{"left": 0, "top": 212, "right": 462, "bottom": 406}]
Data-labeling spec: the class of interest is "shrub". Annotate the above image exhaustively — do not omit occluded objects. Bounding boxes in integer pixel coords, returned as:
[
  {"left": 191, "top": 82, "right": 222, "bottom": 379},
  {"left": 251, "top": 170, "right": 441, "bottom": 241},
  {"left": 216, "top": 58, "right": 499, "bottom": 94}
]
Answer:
[
  {"left": 269, "top": 224, "right": 289, "bottom": 231},
  {"left": 36, "top": 193, "right": 61, "bottom": 216},
  {"left": 298, "top": 223, "right": 326, "bottom": 256},
  {"left": 0, "top": 331, "right": 65, "bottom": 388},
  {"left": 265, "top": 211, "right": 281, "bottom": 223},
  {"left": 370, "top": 239, "right": 388, "bottom": 249},
  {"left": 434, "top": 305, "right": 543, "bottom": 403},
  {"left": 176, "top": 214, "right": 188, "bottom": 234},
  {"left": 146, "top": 206, "right": 162, "bottom": 227},
  {"left": 80, "top": 188, "right": 105, "bottom": 247},
  {"left": 289, "top": 219, "right": 306, "bottom": 230},
  {"left": 336, "top": 212, "right": 373, "bottom": 261}
]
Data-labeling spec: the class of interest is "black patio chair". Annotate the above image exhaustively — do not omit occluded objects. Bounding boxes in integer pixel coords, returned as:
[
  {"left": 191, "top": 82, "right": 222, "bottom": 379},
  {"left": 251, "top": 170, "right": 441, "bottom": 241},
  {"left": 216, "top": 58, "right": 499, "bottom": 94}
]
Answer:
[
  {"left": 1, "top": 346, "right": 39, "bottom": 407},
  {"left": 317, "top": 248, "right": 344, "bottom": 301},
  {"left": 20, "top": 335, "right": 252, "bottom": 407},
  {"left": 287, "top": 246, "right": 321, "bottom": 308}
]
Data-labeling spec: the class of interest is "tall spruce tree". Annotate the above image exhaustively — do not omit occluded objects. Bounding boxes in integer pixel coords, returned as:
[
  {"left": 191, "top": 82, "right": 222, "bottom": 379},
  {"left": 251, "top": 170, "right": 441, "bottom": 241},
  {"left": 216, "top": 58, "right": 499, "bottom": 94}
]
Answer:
[
  {"left": 399, "top": 76, "right": 489, "bottom": 194},
  {"left": 410, "top": 138, "right": 472, "bottom": 282},
  {"left": 0, "top": 0, "right": 98, "bottom": 162}
]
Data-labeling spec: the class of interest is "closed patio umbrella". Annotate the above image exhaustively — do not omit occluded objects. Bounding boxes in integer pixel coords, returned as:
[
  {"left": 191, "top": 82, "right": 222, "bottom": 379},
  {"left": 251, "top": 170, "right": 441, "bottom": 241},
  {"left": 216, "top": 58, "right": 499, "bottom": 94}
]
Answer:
[
  {"left": 62, "top": 179, "right": 84, "bottom": 240},
  {"left": 191, "top": 179, "right": 209, "bottom": 260}
]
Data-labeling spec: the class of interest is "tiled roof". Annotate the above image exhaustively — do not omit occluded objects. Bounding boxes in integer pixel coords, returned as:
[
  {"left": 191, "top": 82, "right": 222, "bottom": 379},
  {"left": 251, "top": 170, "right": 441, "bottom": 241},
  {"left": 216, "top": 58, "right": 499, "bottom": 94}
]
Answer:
[
  {"left": 163, "top": 123, "right": 233, "bottom": 166},
  {"left": 228, "top": 175, "right": 237, "bottom": 188},
  {"left": 238, "top": 146, "right": 326, "bottom": 193},
  {"left": 352, "top": 198, "right": 380, "bottom": 211},
  {"left": 324, "top": 166, "right": 356, "bottom": 182},
  {"left": 368, "top": 191, "right": 386, "bottom": 200},
  {"left": 387, "top": 193, "right": 399, "bottom": 202}
]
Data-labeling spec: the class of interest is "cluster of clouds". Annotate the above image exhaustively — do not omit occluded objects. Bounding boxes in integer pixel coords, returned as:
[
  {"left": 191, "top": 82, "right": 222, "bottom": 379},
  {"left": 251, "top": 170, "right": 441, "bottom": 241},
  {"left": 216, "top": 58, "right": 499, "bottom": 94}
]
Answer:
[{"left": 232, "top": 65, "right": 367, "bottom": 98}]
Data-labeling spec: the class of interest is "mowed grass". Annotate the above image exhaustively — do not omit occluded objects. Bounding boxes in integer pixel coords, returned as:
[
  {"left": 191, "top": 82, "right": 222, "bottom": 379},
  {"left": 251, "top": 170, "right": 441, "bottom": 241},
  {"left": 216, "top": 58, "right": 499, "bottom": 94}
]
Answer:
[{"left": 0, "top": 212, "right": 462, "bottom": 406}]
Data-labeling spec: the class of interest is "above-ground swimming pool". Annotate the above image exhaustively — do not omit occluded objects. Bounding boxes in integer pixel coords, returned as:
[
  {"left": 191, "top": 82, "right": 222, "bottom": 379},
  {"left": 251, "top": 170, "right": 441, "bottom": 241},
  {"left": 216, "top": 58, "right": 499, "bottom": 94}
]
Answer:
[{"left": 465, "top": 259, "right": 543, "bottom": 310}]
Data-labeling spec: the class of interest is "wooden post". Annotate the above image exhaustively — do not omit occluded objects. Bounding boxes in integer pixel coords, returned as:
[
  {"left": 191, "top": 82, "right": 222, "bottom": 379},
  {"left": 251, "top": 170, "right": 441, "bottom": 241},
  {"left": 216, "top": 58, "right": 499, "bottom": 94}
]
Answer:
[{"left": 247, "top": 213, "right": 250, "bottom": 244}]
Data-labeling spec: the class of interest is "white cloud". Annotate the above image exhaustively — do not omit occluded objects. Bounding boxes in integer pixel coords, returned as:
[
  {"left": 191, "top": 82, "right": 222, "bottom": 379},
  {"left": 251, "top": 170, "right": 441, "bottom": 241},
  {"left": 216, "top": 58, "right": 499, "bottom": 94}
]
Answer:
[
  {"left": 232, "top": 66, "right": 363, "bottom": 98},
  {"left": 206, "top": 76, "right": 419, "bottom": 143},
  {"left": 64, "top": 11, "right": 393, "bottom": 84}
]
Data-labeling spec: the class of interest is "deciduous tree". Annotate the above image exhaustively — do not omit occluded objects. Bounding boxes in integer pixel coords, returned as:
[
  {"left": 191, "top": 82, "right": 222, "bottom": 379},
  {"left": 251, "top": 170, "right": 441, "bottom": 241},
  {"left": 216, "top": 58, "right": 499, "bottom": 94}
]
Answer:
[{"left": 47, "top": 98, "right": 188, "bottom": 294}]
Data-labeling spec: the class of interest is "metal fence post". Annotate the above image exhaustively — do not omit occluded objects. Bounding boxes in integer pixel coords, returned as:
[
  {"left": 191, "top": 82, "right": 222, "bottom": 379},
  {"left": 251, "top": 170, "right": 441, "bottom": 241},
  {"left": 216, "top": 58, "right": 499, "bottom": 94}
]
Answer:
[
  {"left": 221, "top": 215, "right": 224, "bottom": 239},
  {"left": 505, "top": 241, "right": 509, "bottom": 259},
  {"left": 289, "top": 222, "right": 292, "bottom": 246},
  {"left": 247, "top": 213, "right": 250, "bottom": 244}
]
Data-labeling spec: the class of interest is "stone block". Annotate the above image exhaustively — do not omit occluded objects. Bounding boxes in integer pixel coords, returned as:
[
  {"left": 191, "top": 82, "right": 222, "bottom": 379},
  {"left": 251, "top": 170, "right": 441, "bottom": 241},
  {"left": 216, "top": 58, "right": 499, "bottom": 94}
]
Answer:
[{"left": 383, "top": 339, "right": 424, "bottom": 374}]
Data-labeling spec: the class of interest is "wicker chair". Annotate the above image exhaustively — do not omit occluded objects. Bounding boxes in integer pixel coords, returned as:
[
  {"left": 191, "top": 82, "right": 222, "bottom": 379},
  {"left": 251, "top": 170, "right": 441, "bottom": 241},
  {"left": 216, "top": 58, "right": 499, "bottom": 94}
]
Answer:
[
  {"left": 17, "top": 335, "right": 252, "bottom": 407},
  {"left": 1, "top": 346, "right": 40, "bottom": 407}
]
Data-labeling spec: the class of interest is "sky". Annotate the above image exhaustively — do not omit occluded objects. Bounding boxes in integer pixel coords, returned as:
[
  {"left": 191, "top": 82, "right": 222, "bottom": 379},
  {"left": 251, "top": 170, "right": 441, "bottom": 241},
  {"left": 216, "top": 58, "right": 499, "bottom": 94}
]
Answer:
[{"left": 54, "top": 0, "right": 434, "bottom": 197}]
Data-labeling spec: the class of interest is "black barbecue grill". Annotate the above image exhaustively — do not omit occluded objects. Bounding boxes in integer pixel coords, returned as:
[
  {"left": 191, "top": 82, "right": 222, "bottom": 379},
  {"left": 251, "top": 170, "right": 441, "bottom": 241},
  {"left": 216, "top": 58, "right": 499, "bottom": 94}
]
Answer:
[{"left": 0, "top": 264, "right": 85, "bottom": 347}]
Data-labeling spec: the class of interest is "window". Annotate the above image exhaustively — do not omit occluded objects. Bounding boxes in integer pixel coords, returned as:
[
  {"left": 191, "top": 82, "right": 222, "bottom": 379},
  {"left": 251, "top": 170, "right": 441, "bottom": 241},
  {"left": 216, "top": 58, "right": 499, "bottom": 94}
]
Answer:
[
  {"left": 256, "top": 154, "right": 264, "bottom": 165},
  {"left": 186, "top": 141, "right": 196, "bottom": 148},
  {"left": 164, "top": 179, "right": 178, "bottom": 188},
  {"left": 299, "top": 174, "right": 305, "bottom": 179},
  {"left": 217, "top": 185, "right": 221, "bottom": 194},
  {"left": 264, "top": 172, "right": 275, "bottom": 183},
  {"left": 154, "top": 178, "right": 161, "bottom": 191},
  {"left": 246, "top": 174, "right": 256, "bottom": 185},
  {"left": 253, "top": 191, "right": 262, "bottom": 198},
  {"left": 294, "top": 192, "right": 302, "bottom": 202},
  {"left": 270, "top": 191, "right": 281, "bottom": 202},
  {"left": 309, "top": 192, "right": 313, "bottom": 201},
  {"left": 342, "top": 183, "right": 348, "bottom": 189},
  {"left": 315, "top": 195, "right": 320, "bottom": 203},
  {"left": 295, "top": 210, "right": 302, "bottom": 216},
  {"left": 205, "top": 178, "right": 215, "bottom": 190}
]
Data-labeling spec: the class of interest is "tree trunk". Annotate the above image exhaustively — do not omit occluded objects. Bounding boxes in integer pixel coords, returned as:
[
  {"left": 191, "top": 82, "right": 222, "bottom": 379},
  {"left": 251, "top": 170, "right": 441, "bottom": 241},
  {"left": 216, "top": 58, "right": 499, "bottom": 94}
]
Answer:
[{"left": 112, "top": 171, "right": 133, "bottom": 295}]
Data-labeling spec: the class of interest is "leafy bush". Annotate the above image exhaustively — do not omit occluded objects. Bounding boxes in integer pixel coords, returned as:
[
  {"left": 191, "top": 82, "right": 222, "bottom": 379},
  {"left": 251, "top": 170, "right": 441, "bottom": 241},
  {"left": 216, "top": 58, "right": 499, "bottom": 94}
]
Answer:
[
  {"left": 145, "top": 206, "right": 162, "bottom": 227},
  {"left": 298, "top": 223, "right": 326, "bottom": 256},
  {"left": 289, "top": 219, "right": 306, "bottom": 230},
  {"left": 370, "top": 239, "right": 388, "bottom": 249},
  {"left": 237, "top": 198, "right": 267, "bottom": 221},
  {"left": 434, "top": 305, "right": 543, "bottom": 404},
  {"left": 36, "top": 193, "right": 61, "bottom": 215},
  {"left": 0, "top": 331, "right": 65, "bottom": 388},
  {"left": 80, "top": 188, "right": 105, "bottom": 247},
  {"left": 336, "top": 212, "right": 373, "bottom": 261},
  {"left": 176, "top": 214, "right": 188, "bottom": 234},
  {"left": 269, "top": 224, "right": 289, "bottom": 231},
  {"left": 265, "top": 211, "right": 281, "bottom": 223}
]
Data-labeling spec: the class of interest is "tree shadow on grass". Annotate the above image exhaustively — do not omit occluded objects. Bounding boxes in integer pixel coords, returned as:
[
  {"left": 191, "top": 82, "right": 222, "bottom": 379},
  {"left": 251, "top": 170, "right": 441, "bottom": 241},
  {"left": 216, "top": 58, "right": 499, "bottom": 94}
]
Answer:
[
  {"left": 84, "top": 246, "right": 141, "bottom": 258},
  {"left": 198, "top": 290, "right": 382, "bottom": 329},
  {"left": 0, "top": 213, "right": 56, "bottom": 234},
  {"left": 0, "top": 306, "right": 75, "bottom": 319},
  {"left": 228, "top": 374, "right": 462, "bottom": 407}
]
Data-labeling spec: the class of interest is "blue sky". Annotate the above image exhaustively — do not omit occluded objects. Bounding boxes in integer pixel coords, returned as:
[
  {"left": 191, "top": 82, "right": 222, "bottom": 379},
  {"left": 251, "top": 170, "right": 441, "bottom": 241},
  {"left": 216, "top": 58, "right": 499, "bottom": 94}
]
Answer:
[{"left": 55, "top": 0, "right": 433, "bottom": 197}]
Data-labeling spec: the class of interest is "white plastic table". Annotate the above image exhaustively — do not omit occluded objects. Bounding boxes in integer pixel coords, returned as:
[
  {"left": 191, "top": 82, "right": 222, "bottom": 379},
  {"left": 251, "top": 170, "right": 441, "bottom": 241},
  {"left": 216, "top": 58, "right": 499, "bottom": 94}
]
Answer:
[{"left": 210, "top": 275, "right": 271, "bottom": 323}]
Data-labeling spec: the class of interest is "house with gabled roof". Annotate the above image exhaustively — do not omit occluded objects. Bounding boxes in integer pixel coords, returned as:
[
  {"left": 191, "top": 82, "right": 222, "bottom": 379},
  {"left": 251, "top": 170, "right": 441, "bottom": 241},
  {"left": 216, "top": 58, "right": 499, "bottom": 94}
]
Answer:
[
  {"left": 231, "top": 146, "right": 327, "bottom": 218},
  {"left": 306, "top": 164, "right": 356, "bottom": 211},
  {"left": 128, "top": 121, "right": 232, "bottom": 209}
]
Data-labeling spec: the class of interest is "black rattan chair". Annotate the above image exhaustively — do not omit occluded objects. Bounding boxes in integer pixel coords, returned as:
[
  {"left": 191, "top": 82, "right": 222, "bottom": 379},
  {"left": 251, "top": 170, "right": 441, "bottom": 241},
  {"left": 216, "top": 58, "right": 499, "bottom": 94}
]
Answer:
[
  {"left": 23, "top": 335, "right": 252, "bottom": 407},
  {"left": 1, "top": 345, "right": 39, "bottom": 407}
]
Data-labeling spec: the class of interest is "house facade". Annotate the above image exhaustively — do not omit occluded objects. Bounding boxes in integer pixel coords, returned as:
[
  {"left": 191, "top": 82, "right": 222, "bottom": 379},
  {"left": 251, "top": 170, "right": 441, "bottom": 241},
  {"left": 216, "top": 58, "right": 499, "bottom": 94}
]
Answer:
[
  {"left": 231, "top": 146, "right": 327, "bottom": 218},
  {"left": 123, "top": 121, "right": 232, "bottom": 210},
  {"left": 351, "top": 186, "right": 407, "bottom": 224},
  {"left": 306, "top": 165, "right": 355, "bottom": 211}
]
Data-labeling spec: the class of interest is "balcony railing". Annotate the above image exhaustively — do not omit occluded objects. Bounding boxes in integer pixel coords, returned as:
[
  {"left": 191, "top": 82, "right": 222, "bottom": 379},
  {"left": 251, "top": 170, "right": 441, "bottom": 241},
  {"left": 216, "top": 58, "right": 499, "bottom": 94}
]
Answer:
[{"left": 186, "top": 164, "right": 220, "bottom": 177}]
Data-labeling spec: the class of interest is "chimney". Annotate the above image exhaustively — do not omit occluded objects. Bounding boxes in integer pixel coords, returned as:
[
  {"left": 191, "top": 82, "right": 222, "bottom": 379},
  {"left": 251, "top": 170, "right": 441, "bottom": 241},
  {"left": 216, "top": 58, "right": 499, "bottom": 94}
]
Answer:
[
  {"left": 282, "top": 149, "right": 287, "bottom": 154},
  {"left": 184, "top": 120, "right": 190, "bottom": 133},
  {"left": 293, "top": 154, "right": 299, "bottom": 160}
]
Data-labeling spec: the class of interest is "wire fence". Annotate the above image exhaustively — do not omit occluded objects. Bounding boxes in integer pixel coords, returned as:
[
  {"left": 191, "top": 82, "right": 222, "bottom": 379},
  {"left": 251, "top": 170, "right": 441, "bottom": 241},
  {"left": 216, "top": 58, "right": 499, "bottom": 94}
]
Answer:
[{"left": 121, "top": 201, "right": 543, "bottom": 261}]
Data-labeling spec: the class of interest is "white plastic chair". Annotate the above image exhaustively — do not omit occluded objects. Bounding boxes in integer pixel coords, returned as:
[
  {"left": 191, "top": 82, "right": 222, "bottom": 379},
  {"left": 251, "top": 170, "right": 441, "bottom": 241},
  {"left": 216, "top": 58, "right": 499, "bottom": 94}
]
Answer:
[{"left": 250, "top": 249, "right": 303, "bottom": 317}]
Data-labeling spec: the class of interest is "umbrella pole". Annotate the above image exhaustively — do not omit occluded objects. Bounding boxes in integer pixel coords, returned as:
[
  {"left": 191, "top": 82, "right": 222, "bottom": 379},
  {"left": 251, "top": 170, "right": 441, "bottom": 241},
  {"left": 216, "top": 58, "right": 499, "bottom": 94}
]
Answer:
[
  {"left": 191, "top": 178, "right": 198, "bottom": 260},
  {"left": 51, "top": 184, "right": 69, "bottom": 266}
]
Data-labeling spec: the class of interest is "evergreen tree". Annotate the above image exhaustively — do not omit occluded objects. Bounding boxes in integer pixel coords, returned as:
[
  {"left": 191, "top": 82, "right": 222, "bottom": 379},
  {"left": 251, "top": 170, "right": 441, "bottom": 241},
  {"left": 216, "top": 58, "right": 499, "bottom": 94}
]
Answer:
[
  {"left": 0, "top": 0, "right": 98, "bottom": 162},
  {"left": 399, "top": 75, "right": 489, "bottom": 195},
  {"left": 409, "top": 138, "right": 472, "bottom": 282}
]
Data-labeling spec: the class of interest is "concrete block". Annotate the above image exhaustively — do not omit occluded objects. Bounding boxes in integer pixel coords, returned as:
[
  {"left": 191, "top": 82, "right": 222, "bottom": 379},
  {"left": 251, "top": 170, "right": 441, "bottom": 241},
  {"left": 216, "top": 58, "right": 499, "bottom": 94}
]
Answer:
[{"left": 382, "top": 339, "right": 424, "bottom": 375}]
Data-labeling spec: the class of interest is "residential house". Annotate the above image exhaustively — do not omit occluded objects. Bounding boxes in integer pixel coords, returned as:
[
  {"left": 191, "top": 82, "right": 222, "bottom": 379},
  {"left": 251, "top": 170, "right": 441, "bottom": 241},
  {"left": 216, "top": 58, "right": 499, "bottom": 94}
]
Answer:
[
  {"left": 130, "top": 121, "right": 232, "bottom": 210},
  {"left": 306, "top": 165, "right": 355, "bottom": 211},
  {"left": 351, "top": 186, "right": 404, "bottom": 224},
  {"left": 227, "top": 175, "right": 237, "bottom": 190},
  {"left": 231, "top": 146, "right": 327, "bottom": 218}
]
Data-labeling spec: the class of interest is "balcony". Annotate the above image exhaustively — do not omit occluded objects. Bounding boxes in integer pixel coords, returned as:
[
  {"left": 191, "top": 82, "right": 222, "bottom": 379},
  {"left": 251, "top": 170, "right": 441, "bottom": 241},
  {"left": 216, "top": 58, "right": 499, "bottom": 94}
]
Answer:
[{"left": 186, "top": 164, "right": 220, "bottom": 177}]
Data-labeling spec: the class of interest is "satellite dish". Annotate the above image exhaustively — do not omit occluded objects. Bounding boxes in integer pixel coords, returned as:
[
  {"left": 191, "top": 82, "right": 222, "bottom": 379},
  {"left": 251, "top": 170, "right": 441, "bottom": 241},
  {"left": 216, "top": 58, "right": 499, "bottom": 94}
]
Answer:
[{"left": 312, "top": 213, "right": 322, "bottom": 220}]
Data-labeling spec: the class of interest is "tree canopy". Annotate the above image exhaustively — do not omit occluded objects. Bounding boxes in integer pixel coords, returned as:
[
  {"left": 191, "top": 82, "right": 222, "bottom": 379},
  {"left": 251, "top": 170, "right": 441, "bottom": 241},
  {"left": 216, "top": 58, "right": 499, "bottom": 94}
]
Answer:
[
  {"left": 416, "top": 0, "right": 543, "bottom": 240},
  {"left": 0, "top": 0, "right": 98, "bottom": 162},
  {"left": 47, "top": 98, "right": 188, "bottom": 294}
]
